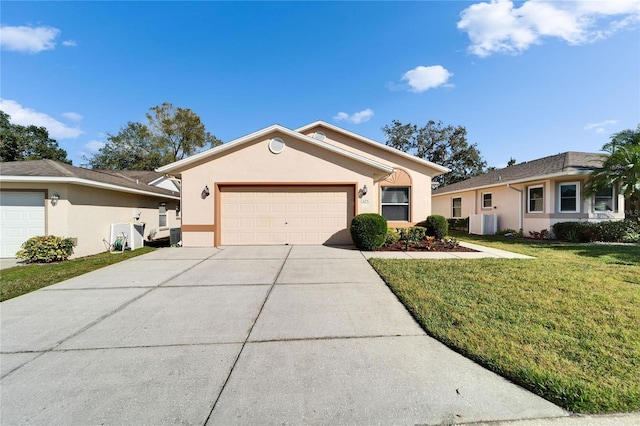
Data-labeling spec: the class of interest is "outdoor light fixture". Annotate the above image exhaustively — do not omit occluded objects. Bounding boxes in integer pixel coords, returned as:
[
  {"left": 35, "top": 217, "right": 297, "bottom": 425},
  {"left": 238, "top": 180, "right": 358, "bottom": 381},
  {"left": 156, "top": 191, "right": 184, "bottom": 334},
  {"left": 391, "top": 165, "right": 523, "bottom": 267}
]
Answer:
[
  {"left": 50, "top": 193, "right": 60, "bottom": 206},
  {"left": 358, "top": 184, "right": 368, "bottom": 198},
  {"left": 201, "top": 185, "right": 210, "bottom": 199}
]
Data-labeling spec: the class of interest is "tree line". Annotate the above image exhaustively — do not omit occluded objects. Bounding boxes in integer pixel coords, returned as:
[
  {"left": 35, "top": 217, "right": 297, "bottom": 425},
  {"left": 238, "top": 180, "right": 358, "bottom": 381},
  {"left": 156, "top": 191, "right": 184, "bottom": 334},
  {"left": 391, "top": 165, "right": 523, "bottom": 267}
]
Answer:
[{"left": 1, "top": 104, "right": 637, "bottom": 212}]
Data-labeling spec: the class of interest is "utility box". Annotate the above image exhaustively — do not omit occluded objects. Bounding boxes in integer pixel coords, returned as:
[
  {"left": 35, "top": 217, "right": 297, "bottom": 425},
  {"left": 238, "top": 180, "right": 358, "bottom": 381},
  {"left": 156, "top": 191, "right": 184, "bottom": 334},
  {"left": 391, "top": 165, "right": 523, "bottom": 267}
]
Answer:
[
  {"left": 169, "top": 227, "right": 182, "bottom": 245},
  {"left": 110, "top": 222, "right": 145, "bottom": 250},
  {"left": 469, "top": 214, "right": 498, "bottom": 235}
]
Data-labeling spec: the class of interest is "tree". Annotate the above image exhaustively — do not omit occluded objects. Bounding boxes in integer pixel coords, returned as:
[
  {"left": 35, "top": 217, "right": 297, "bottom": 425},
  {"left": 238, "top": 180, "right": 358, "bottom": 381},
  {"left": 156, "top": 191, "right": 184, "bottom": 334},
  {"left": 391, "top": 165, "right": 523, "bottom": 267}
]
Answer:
[
  {"left": 507, "top": 157, "right": 516, "bottom": 167},
  {"left": 585, "top": 124, "right": 640, "bottom": 219},
  {"left": 87, "top": 103, "right": 222, "bottom": 170},
  {"left": 0, "top": 111, "right": 71, "bottom": 163},
  {"left": 381, "top": 119, "right": 487, "bottom": 186}
]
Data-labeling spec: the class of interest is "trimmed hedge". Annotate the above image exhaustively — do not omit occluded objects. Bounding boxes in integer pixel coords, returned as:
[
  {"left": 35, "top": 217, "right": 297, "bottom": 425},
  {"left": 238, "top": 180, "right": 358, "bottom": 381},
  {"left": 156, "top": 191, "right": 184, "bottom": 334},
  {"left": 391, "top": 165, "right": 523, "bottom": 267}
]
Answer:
[
  {"left": 426, "top": 215, "right": 449, "bottom": 240},
  {"left": 16, "top": 235, "right": 75, "bottom": 263},
  {"left": 350, "top": 214, "right": 388, "bottom": 250},
  {"left": 553, "top": 220, "right": 640, "bottom": 243}
]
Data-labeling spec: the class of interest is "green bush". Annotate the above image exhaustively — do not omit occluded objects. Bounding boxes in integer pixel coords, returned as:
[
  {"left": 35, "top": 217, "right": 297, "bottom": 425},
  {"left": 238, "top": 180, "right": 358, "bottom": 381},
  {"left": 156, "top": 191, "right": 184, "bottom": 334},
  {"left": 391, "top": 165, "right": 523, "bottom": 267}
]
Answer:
[
  {"left": 406, "top": 226, "right": 427, "bottom": 242},
  {"left": 425, "top": 215, "right": 449, "bottom": 240},
  {"left": 350, "top": 214, "right": 387, "bottom": 250},
  {"left": 16, "top": 235, "right": 75, "bottom": 263},
  {"left": 447, "top": 217, "right": 469, "bottom": 231},
  {"left": 552, "top": 222, "right": 595, "bottom": 242},
  {"left": 553, "top": 220, "right": 640, "bottom": 243},
  {"left": 384, "top": 228, "right": 401, "bottom": 247}
]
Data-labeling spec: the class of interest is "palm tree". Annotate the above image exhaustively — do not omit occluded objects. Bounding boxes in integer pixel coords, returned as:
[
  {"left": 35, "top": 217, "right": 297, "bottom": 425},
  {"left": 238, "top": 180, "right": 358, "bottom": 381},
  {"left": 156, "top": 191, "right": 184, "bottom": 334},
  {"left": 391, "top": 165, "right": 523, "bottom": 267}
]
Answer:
[{"left": 585, "top": 125, "right": 640, "bottom": 220}]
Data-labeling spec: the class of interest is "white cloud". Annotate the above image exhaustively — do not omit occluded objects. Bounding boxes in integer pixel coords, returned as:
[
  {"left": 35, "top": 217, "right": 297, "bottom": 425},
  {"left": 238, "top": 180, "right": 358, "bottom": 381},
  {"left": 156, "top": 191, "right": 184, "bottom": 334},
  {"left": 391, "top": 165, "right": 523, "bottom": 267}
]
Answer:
[
  {"left": 333, "top": 108, "right": 374, "bottom": 124},
  {"left": 0, "top": 25, "right": 61, "bottom": 53},
  {"left": 458, "top": 0, "right": 640, "bottom": 57},
  {"left": 401, "top": 65, "right": 454, "bottom": 93},
  {"left": 62, "top": 40, "right": 77, "bottom": 47},
  {"left": 584, "top": 119, "right": 619, "bottom": 134},
  {"left": 83, "top": 140, "right": 105, "bottom": 153},
  {"left": 0, "top": 99, "right": 83, "bottom": 139},
  {"left": 61, "top": 112, "right": 84, "bottom": 122}
]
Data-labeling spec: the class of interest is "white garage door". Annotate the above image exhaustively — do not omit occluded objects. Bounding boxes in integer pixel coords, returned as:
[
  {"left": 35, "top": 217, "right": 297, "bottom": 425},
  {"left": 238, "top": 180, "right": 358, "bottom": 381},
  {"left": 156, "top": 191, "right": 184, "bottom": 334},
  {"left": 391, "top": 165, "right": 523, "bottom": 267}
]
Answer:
[
  {"left": 221, "top": 186, "right": 354, "bottom": 245},
  {"left": 0, "top": 192, "right": 46, "bottom": 258}
]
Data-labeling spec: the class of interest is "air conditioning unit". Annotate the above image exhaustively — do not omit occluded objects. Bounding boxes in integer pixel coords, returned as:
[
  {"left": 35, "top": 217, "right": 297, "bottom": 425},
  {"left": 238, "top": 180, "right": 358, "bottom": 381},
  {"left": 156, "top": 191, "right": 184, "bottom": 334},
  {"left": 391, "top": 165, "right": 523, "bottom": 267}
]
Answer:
[
  {"left": 469, "top": 214, "right": 497, "bottom": 235},
  {"left": 169, "top": 227, "right": 182, "bottom": 245},
  {"left": 110, "top": 222, "right": 145, "bottom": 250}
]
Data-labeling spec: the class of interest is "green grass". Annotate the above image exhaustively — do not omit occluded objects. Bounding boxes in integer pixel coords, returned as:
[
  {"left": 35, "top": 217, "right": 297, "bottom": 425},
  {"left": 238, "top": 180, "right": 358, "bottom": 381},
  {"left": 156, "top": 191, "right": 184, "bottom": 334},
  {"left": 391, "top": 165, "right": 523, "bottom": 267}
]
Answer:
[
  {"left": 0, "top": 247, "right": 156, "bottom": 302},
  {"left": 369, "top": 234, "right": 640, "bottom": 414}
]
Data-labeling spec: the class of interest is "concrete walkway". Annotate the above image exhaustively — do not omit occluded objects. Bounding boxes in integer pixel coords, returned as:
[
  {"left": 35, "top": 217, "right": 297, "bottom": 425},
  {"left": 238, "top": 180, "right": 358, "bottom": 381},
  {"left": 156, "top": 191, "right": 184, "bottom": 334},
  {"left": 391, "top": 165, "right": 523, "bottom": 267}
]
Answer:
[{"left": 1, "top": 245, "right": 569, "bottom": 425}]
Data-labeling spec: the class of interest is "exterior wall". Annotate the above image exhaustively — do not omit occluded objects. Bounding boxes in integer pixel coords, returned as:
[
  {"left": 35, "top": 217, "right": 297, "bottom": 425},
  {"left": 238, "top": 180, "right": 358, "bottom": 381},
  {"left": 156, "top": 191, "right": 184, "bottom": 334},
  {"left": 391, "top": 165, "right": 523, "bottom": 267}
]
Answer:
[
  {"left": 179, "top": 131, "right": 379, "bottom": 246},
  {"left": 0, "top": 182, "right": 179, "bottom": 258},
  {"left": 303, "top": 126, "right": 441, "bottom": 226},
  {"left": 432, "top": 176, "right": 625, "bottom": 237}
]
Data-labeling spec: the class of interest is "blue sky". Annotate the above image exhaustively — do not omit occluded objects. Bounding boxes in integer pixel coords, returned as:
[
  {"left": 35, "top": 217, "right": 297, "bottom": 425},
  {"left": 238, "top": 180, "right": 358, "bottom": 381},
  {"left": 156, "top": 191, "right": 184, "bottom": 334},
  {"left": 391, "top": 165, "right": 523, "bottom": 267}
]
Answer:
[{"left": 2, "top": 1, "right": 639, "bottom": 168}]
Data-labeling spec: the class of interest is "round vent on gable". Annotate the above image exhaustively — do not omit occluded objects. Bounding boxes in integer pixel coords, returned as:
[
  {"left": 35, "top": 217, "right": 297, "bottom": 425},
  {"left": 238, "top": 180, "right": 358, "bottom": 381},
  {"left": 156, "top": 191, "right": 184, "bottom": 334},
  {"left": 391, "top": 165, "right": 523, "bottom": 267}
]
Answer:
[
  {"left": 269, "top": 137, "right": 286, "bottom": 154},
  {"left": 313, "top": 131, "right": 326, "bottom": 141}
]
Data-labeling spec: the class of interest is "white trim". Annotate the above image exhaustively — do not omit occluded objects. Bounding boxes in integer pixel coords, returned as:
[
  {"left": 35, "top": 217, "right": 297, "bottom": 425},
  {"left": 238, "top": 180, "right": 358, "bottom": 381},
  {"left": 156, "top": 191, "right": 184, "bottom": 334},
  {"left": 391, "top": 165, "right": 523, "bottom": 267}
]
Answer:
[
  {"left": 0, "top": 176, "right": 180, "bottom": 200},
  {"left": 558, "top": 181, "right": 580, "bottom": 213},
  {"left": 527, "top": 185, "right": 544, "bottom": 213},
  {"left": 481, "top": 192, "right": 492, "bottom": 210},
  {"left": 452, "top": 197, "right": 462, "bottom": 218},
  {"left": 381, "top": 186, "right": 410, "bottom": 222},
  {"left": 296, "top": 121, "right": 451, "bottom": 174},
  {"left": 156, "top": 124, "right": 395, "bottom": 175}
]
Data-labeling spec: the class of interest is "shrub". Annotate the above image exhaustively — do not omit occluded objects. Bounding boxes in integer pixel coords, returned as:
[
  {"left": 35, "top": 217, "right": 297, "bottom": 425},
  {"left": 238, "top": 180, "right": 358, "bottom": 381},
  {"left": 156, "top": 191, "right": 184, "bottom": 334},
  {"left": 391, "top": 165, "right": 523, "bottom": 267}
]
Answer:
[
  {"left": 447, "top": 217, "right": 469, "bottom": 231},
  {"left": 350, "top": 214, "right": 387, "bottom": 250},
  {"left": 384, "top": 228, "right": 401, "bottom": 247},
  {"left": 443, "top": 236, "right": 460, "bottom": 248},
  {"left": 16, "top": 235, "right": 75, "bottom": 263},
  {"left": 406, "top": 226, "right": 427, "bottom": 242},
  {"left": 425, "top": 215, "right": 448, "bottom": 240},
  {"left": 553, "top": 222, "right": 593, "bottom": 242},
  {"left": 529, "top": 229, "right": 550, "bottom": 240},
  {"left": 593, "top": 220, "right": 640, "bottom": 242}
]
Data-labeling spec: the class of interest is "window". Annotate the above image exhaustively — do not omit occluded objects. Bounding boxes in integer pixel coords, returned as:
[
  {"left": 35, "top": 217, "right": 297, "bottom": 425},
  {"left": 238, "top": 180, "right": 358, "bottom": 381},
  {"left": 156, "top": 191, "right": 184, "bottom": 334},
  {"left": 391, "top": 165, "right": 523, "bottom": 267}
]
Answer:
[
  {"left": 559, "top": 182, "right": 579, "bottom": 213},
  {"left": 482, "top": 193, "right": 492, "bottom": 209},
  {"left": 452, "top": 197, "right": 462, "bottom": 218},
  {"left": 594, "top": 186, "right": 615, "bottom": 212},
  {"left": 528, "top": 186, "right": 544, "bottom": 213},
  {"left": 159, "top": 203, "right": 167, "bottom": 227},
  {"left": 381, "top": 187, "right": 409, "bottom": 221}
]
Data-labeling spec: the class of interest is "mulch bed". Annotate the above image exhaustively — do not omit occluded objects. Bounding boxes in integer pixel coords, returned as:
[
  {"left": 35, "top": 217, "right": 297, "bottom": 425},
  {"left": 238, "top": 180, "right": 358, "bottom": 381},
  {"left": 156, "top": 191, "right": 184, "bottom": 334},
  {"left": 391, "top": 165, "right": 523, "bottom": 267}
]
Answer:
[{"left": 377, "top": 241, "right": 478, "bottom": 252}]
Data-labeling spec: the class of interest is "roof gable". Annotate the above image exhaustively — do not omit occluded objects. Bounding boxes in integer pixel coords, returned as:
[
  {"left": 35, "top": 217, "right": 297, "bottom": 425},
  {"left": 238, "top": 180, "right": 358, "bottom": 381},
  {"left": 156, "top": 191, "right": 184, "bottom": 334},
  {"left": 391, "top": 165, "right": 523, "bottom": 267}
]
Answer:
[
  {"left": 156, "top": 124, "right": 395, "bottom": 175},
  {"left": 296, "top": 121, "right": 451, "bottom": 174},
  {"left": 433, "top": 152, "right": 606, "bottom": 195}
]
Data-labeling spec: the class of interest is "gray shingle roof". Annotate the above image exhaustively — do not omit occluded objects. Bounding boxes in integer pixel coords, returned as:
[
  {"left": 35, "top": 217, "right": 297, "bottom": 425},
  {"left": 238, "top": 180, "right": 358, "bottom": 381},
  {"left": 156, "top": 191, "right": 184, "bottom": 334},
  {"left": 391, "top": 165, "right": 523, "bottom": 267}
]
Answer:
[
  {"left": 0, "top": 160, "right": 178, "bottom": 198},
  {"left": 433, "top": 152, "right": 606, "bottom": 195}
]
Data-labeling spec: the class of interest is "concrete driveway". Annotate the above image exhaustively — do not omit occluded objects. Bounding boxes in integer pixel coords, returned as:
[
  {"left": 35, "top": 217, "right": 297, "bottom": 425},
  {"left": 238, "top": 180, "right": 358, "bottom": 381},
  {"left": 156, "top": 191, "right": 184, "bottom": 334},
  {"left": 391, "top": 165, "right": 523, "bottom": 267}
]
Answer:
[{"left": 1, "top": 245, "right": 567, "bottom": 425}]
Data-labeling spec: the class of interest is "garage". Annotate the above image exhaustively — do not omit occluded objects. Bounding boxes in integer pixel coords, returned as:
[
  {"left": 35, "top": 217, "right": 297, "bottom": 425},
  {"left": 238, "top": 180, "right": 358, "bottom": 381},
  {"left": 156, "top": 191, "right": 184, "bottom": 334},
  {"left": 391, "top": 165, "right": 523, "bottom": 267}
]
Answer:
[
  {"left": 220, "top": 186, "right": 354, "bottom": 245},
  {"left": 0, "top": 191, "right": 45, "bottom": 258}
]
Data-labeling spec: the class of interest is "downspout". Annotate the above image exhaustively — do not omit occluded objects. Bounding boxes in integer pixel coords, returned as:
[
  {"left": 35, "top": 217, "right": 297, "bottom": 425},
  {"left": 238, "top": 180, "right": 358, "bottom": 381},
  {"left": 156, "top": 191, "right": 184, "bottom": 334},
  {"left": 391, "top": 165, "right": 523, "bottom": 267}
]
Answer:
[{"left": 507, "top": 184, "right": 523, "bottom": 231}]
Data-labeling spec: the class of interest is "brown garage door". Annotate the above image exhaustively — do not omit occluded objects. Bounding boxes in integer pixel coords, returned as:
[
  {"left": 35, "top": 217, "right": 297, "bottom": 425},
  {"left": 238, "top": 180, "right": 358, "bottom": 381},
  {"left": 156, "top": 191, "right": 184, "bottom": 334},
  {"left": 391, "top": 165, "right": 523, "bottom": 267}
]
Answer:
[{"left": 220, "top": 186, "right": 354, "bottom": 245}]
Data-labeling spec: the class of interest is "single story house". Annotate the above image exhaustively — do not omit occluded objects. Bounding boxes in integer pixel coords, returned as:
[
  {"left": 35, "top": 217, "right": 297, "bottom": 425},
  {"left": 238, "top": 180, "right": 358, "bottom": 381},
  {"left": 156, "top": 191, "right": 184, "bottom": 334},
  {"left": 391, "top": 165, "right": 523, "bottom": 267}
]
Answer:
[
  {"left": 0, "top": 160, "right": 180, "bottom": 258},
  {"left": 156, "top": 121, "right": 450, "bottom": 247},
  {"left": 431, "top": 151, "right": 625, "bottom": 235}
]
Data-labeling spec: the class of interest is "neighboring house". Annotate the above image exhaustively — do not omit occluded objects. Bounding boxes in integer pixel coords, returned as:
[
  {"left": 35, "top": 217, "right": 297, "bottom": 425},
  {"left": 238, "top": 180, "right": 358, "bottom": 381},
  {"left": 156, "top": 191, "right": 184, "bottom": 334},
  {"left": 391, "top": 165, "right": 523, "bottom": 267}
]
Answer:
[
  {"left": 157, "top": 121, "right": 450, "bottom": 247},
  {"left": 431, "top": 151, "right": 625, "bottom": 235},
  {"left": 0, "top": 160, "right": 180, "bottom": 258}
]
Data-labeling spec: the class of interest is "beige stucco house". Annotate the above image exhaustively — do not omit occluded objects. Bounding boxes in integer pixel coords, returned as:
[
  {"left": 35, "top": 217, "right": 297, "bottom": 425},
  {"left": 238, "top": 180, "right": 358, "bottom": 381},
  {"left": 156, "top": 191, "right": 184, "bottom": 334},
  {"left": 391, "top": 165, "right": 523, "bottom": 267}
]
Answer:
[
  {"left": 0, "top": 160, "right": 180, "bottom": 258},
  {"left": 431, "top": 152, "right": 625, "bottom": 236},
  {"left": 157, "top": 121, "right": 449, "bottom": 247}
]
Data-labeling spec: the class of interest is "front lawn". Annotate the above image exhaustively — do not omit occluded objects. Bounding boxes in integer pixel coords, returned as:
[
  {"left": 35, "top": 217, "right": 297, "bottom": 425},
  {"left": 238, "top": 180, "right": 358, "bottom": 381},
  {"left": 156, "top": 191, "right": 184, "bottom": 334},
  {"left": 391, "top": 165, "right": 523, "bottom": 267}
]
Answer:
[
  {"left": 0, "top": 247, "right": 156, "bottom": 302},
  {"left": 369, "top": 234, "right": 640, "bottom": 414}
]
